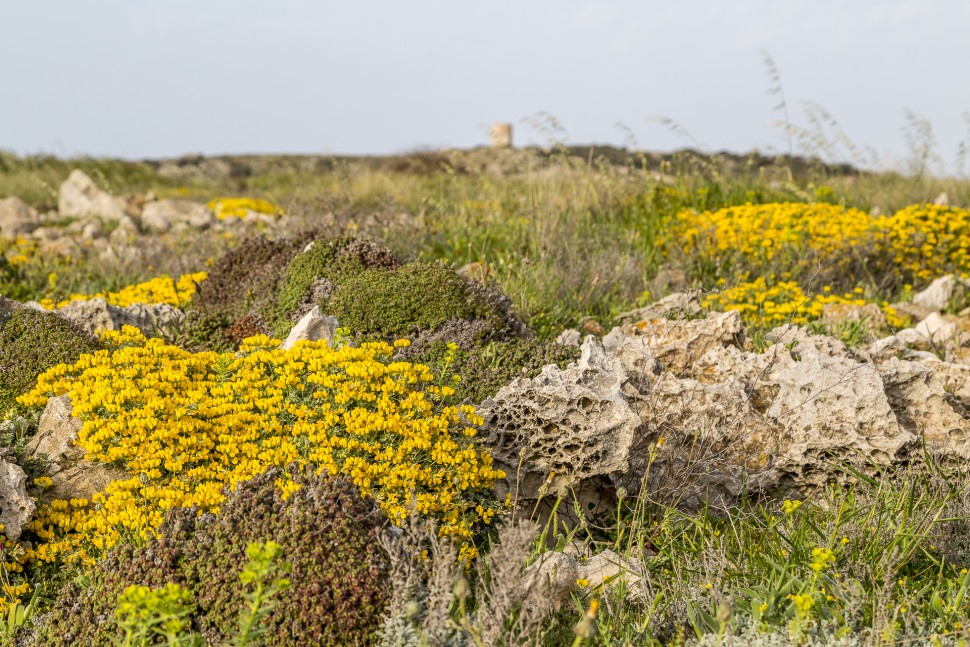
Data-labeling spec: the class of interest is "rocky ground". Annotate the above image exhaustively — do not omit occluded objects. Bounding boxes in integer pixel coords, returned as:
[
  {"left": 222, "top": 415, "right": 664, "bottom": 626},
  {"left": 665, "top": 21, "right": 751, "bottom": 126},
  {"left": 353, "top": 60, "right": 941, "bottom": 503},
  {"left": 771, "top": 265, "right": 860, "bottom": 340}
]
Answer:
[{"left": 3, "top": 157, "right": 970, "bottom": 645}]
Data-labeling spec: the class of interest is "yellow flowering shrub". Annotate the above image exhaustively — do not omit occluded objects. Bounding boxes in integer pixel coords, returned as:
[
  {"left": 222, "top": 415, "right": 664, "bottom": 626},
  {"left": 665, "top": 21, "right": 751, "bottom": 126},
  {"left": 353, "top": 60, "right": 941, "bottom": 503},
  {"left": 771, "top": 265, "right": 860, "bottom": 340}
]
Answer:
[
  {"left": 37, "top": 272, "right": 207, "bottom": 310},
  {"left": 19, "top": 327, "right": 503, "bottom": 569},
  {"left": 666, "top": 202, "right": 970, "bottom": 286},
  {"left": 878, "top": 203, "right": 970, "bottom": 282},
  {"left": 0, "top": 236, "right": 38, "bottom": 267},
  {"left": 704, "top": 277, "right": 906, "bottom": 328},
  {"left": 665, "top": 202, "right": 875, "bottom": 274},
  {"left": 207, "top": 198, "right": 283, "bottom": 220}
]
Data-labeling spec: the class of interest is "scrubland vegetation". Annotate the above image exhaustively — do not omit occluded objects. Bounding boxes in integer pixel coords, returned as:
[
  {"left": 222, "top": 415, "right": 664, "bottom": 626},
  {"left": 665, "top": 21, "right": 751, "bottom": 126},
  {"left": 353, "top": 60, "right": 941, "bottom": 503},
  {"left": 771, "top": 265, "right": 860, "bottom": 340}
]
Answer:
[{"left": 4, "top": 141, "right": 970, "bottom": 646}]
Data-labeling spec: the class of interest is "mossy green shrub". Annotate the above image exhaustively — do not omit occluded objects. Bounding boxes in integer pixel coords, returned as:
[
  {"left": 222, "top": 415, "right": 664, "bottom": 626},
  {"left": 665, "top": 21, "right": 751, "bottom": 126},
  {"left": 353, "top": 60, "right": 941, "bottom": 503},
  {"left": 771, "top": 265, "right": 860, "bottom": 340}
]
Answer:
[
  {"left": 408, "top": 338, "right": 580, "bottom": 404},
  {"left": 31, "top": 467, "right": 389, "bottom": 647},
  {"left": 266, "top": 237, "right": 397, "bottom": 338},
  {"left": 325, "top": 262, "right": 523, "bottom": 343},
  {"left": 0, "top": 304, "right": 99, "bottom": 415}
]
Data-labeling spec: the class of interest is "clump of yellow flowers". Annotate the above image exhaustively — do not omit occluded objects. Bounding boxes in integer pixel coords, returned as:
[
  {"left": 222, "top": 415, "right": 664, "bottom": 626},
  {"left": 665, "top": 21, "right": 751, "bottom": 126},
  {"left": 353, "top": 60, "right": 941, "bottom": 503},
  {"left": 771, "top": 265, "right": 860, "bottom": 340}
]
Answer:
[
  {"left": 668, "top": 202, "right": 970, "bottom": 283},
  {"left": 704, "top": 277, "right": 907, "bottom": 329},
  {"left": 36, "top": 272, "right": 207, "bottom": 310},
  {"left": 206, "top": 197, "right": 283, "bottom": 220},
  {"left": 19, "top": 327, "right": 503, "bottom": 570},
  {"left": 0, "top": 236, "right": 38, "bottom": 267}
]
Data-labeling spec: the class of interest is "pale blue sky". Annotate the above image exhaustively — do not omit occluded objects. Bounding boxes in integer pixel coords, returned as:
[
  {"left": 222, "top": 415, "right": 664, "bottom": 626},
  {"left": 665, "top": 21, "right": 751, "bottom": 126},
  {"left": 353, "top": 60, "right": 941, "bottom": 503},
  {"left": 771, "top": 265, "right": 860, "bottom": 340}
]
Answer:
[{"left": 2, "top": 1, "right": 968, "bottom": 170}]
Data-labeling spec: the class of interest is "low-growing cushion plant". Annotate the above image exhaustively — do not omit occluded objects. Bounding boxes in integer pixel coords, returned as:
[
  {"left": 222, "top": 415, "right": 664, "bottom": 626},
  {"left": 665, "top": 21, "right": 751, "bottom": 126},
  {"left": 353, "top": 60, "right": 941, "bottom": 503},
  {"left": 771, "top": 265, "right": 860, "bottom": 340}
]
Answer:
[
  {"left": 0, "top": 301, "right": 99, "bottom": 416},
  {"left": 30, "top": 468, "right": 390, "bottom": 647}
]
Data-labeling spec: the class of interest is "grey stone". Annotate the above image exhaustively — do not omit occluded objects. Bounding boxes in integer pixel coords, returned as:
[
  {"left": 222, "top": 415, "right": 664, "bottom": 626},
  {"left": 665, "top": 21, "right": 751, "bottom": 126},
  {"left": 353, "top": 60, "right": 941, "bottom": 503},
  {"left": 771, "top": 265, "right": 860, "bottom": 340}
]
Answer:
[
  {"left": 54, "top": 298, "right": 185, "bottom": 336},
  {"left": 140, "top": 199, "right": 215, "bottom": 232},
  {"left": 555, "top": 329, "right": 582, "bottom": 346},
  {"left": 0, "top": 196, "right": 40, "bottom": 236},
  {"left": 913, "top": 275, "right": 968, "bottom": 311},
  {"left": 280, "top": 307, "right": 339, "bottom": 349},
  {"left": 0, "top": 459, "right": 33, "bottom": 540},
  {"left": 58, "top": 169, "right": 127, "bottom": 222},
  {"left": 25, "top": 395, "right": 127, "bottom": 502}
]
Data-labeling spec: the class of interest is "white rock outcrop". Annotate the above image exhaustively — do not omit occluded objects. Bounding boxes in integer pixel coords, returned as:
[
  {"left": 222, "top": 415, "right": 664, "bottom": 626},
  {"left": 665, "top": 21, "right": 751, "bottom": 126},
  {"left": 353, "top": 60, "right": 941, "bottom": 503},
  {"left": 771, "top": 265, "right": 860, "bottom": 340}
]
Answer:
[
  {"left": 58, "top": 170, "right": 128, "bottom": 221},
  {"left": 280, "top": 307, "right": 339, "bottom": 350},
  {"left": 53, "top": 298, "right": 185, "bottom": 336},
  {"left": 482, "top": 310, "right": 970, "bottom": 508}
]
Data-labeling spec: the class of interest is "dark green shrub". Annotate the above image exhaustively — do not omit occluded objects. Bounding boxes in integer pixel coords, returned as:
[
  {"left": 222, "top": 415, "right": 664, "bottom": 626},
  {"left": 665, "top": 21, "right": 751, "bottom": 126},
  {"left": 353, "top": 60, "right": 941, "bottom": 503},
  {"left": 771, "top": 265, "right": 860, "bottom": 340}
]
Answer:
[
  {"left": 327, "top": 262, "right": 516, "bottom": 340},
  {"left": 265, "top": 237, "right": 397, "bottom": 338},
  {"left": 0, "top": 305, "right": 99, "bottom": 415},
  {"left": 31, "top": 468, "right": 390, "bottom": 647}
]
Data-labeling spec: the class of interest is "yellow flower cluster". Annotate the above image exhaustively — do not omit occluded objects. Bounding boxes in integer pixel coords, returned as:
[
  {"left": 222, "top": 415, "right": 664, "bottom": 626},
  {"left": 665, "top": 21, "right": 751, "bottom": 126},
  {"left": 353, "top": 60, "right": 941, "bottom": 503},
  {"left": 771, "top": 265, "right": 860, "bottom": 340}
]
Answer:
[
  {"left": 36, "top": 272, "right": 207, "bottom": 310},
  {"left": 667, "top": 202, "right": 970, "bottom": 282},
  {"left": 879, "top": 204, "right": 970, "bottom": 281},
  {"left": 206, "top": 197, "right": 283, "bottom": 220},
  {"left": 704, "top": 277, "right": 906, "bottom": 328},
  {"left": 666, "top": 202, "right": 874, "bottom": 269},
  {"left": 0, "top": 236, "right": 38, "bottom": 267},
  {"left": 19, "top": 327, "right": 503, "bottom": 569}
]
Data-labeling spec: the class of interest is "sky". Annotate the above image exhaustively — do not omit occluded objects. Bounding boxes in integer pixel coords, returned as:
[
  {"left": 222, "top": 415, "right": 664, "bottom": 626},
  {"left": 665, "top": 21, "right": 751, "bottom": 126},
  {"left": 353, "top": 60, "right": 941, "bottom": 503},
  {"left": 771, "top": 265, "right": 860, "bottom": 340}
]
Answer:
[{"left": 2, "top": 0, "right": 969, "bottom": 171}]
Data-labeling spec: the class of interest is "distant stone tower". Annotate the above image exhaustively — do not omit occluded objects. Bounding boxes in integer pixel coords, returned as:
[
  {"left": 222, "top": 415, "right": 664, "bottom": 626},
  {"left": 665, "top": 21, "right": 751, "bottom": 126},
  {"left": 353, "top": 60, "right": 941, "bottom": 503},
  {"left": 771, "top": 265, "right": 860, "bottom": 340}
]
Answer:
[{"left": 490, "top": 123, "right": 513, "bottom": 148}]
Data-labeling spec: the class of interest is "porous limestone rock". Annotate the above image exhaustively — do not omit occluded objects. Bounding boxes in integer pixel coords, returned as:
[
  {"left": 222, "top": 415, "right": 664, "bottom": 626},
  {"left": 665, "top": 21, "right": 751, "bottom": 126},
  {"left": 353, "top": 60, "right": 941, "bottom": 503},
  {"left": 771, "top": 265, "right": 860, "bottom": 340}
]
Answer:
[
  {"left": 479, "top": 338, "right": 642, "bottom": 501},
  {"left": 0, "top": 458, "right": 33, "bottom": 540},
  {"left": 603, "top": 310, "right": 744, "bottom": 375},
  {"left": 485, "top": 313, "right": 970, "bottom": 510},
  {"left": 58, "top": 169, "right": 127, "bottom": 222},
  {"left": 140, "top": 199, "right": 215, "bottom": 232},
  {"left": 54, "top": 298, "right": 185, "bottom": 336},
  {"left": 280, "top": 306, "right": 339, "bottom": 350},
  {"left": 25, "top": 395, "right": 126, "bottom": 502},
  {"left": 0, "top": 196, "right": 40, "bottom": 236}
]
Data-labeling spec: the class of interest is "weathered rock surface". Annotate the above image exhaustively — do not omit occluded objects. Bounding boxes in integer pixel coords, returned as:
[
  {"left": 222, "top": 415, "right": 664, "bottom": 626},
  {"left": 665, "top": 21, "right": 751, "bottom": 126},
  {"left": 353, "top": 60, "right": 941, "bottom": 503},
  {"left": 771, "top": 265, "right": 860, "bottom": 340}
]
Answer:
[
  {"left": 602, "top": 310, "right": 743, "bottom": 375},
  {"left": 280, "top": 307, "right": 339, "bottom": 350},
  {"left": 484, "top": 310, "right": 970, "bottom": 509},
  {"left": 521, "top": 551, "right": 579, "bottom": 608},
  {"left": 480, "top": 340, "right": 642, "bottom": 501},
  {"left": 0, "top": 196, "right": 40, "bottom": 236},
  {"left": 140, "top": 199, "right": 215, "bottom": 232},
  {"left": 616, "top": 291, "right": 702, "bottom": 324},
  {"left": 53, "top": 298, "right": 185, "bottom": 336},
  {"left": 0, "top": 458, "right": 33, "bottom": 540},
  {"left": 913, "top": 275, "right": 969, "bottom": 311},
  {"left": 58, "top": 170, "right": 128, "bottom": 222},
  {"left": 25, "top": 395, "right": 127, "bottom": 503}
]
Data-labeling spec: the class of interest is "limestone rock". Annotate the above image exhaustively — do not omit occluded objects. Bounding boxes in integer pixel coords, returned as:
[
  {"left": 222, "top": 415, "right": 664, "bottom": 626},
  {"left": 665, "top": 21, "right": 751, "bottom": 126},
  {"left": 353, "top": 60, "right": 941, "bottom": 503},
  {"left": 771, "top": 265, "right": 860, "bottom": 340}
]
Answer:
[
  {"left": 54, "top": 298, "right": 185, "bottom": 336},
  {"left": 280, "top": 307, "right": 339, "bottom": 350},
  {"left": 0, "top": 459, "right": 33, "bottom": 540},
  {"left": 913, "top": 275, "right": 968, "bottom": 311},
  {"left": 616, "top": 291, "right": 702, "bottom": 325},
  {"left": 579, "top": 550, "right": 647, "bottom": 600},
  {"left": 522, "top": 551, "right": 579, "bottom": 608},
  {"left": 555, "top": 329, "right": 582, "bottom": 347},
  {"left": 26, "top": 395, "right": 127, "bottom": 502},
  {"left": 603, "top": 310, "right": 743, "bottom": 375},
  {"left": 140, "top": 199, "right": 215, "bottom": 233},
  {"left": 58, "top": 169, "right": 127, "bottom": 222},
  {"left": 0, "top": 196, "right": 40, "bottom": 236},
  {"left": 479, "top": 337, "right": 642, "bottom": 500}
]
